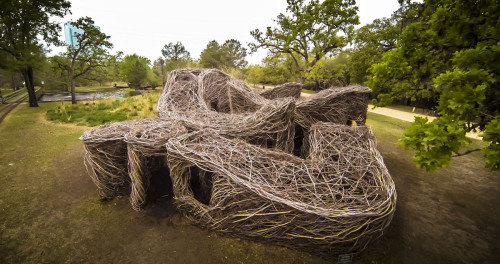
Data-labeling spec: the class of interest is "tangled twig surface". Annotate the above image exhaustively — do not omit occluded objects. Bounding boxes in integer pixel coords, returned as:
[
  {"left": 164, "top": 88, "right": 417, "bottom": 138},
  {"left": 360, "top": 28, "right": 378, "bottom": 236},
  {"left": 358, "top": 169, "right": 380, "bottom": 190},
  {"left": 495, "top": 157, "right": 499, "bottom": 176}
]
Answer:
[
  {"left": 260, "top": 82, "right": 302, "bottom": 100},
  {"left": 82, "top": 68, "right": 396, "bottom": 256}
]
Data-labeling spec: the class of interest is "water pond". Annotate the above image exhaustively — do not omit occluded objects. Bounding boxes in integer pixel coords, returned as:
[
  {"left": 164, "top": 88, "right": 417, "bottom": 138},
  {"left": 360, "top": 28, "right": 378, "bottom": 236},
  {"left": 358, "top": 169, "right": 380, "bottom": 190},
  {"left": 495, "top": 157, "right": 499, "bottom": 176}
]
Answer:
[{"left": 39, "top": 89, "right": 143, "bottom": 102}]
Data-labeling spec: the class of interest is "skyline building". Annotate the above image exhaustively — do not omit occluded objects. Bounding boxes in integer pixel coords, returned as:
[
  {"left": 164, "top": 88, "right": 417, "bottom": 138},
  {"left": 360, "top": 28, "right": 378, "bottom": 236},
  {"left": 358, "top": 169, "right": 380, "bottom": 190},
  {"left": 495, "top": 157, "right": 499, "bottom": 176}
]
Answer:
[{"left": 63, "top": 22, "right": 100, "bottom": 48}]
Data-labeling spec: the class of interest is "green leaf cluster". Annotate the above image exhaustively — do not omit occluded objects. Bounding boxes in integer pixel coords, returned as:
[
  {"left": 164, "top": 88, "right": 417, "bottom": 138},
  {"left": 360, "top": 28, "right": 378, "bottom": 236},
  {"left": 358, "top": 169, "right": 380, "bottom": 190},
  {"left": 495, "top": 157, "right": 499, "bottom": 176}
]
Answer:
[
  {"left": 199, "top": 39, "right": 247, "bottom": 71},
  {"left": 119, "top": 54, "right": 150, "bottom": 88},
  {"left": 306, "top": 52, "right": 350, "bottom": 89},
  {"left": 250, "top": 0, "right": 359, "bottom": 80},
  {"left": 349, "top": 2, "right": 422, "bottom": 84},
  {"left": 366, "top": 0, "right": 500, "bottom": 171},
  {"left": 399, "top": 116, "right": 470, "bottom": 171},
  {"left": 482, "top": 118, "right": 500, "bottom": 171}
]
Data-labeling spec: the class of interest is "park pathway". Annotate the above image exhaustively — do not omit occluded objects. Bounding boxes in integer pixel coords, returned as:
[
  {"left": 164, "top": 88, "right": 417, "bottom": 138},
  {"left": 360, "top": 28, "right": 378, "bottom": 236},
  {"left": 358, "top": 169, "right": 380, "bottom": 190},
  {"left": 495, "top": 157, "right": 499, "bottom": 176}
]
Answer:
[
  {"left": 367, "top": 104, "right": 435, "bottom": 122},
  {"left": 0, "top": 88, "right": 41, "bottom": 124},
  {"left": 366, "top": 105, "right": 481, "bottom": 139}
]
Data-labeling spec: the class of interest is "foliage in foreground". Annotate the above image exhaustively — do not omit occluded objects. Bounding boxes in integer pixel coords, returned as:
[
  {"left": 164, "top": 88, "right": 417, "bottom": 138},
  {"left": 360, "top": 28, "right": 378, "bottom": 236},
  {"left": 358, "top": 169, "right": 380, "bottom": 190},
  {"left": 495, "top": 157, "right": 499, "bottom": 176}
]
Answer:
[
  {"left": 45, "top": 93, "right": 159, "bottom": 127},
  {"left": 366, "top": 0, "right": 500, "bottom": 171},
  {"left": 0, "top": 0, "right": 71, "bottom": 107}
]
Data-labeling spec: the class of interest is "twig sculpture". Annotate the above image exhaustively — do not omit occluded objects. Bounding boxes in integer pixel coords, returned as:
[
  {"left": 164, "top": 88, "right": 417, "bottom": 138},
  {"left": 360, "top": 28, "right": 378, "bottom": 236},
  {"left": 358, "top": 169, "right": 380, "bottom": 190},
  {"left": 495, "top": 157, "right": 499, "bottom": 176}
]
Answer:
[
  {"left": 260, "top": 82, "right": 302, "bottom": 100},
  {"left": 82, "top": 68, "right": 396, "bottom": 256}
]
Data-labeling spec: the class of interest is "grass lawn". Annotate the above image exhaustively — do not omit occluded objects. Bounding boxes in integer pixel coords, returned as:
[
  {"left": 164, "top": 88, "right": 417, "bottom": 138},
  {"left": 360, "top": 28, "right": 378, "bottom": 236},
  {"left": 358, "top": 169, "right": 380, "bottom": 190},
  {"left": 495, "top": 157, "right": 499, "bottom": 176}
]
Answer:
[
  {"left": 0, "top": 106, "right": 498, "bottom": 263},
  {"left": 45, "top": 92, "right": 160, "bottom": 127}
]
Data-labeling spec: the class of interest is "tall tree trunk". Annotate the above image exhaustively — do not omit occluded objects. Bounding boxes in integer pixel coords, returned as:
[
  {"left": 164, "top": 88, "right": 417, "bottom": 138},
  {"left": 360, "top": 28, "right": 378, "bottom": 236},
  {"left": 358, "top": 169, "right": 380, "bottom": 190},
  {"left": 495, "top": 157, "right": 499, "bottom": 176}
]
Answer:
[
  {"left": 298, "top": 76, "right": 305, "bottom": 84},
  {"left": 21, "top": 67, "right": 38, "bottom": 107},
  {"left": 70, "top": 68, "right": 76, "bottom": 104}
]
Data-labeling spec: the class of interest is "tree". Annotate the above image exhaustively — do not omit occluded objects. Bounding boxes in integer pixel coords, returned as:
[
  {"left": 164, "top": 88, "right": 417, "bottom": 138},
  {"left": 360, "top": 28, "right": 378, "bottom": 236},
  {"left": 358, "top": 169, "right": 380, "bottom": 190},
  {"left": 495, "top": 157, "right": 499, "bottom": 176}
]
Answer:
[
  {"left": 220, "top": 39, "right": 248, "bottom": 69},
  {"left": 0, "top": 53, "right": 24, "bottom": 91},
  {"left": 199, "top": 40, "right": 222, "bottom": 69},
  {"left": 161, "top": 41, "right": 191, "bottom": 74},
  {"left": 199, "top": 39, "right": 248, "bottom": 70},
  {"left": 258, "top": 54, "right": 301, "bottom": 85},
  {"left": 147, "top": 64, "right": 162, "bottom": 89},
  {"left": 306, "top": 52, "right": 350, "bottom": 90},
  {"left": 366, "top": 0, "right": 500, "bottom": 171},
  {"left": 161, "top": 41, "right": 190, "bottom": 62},
  {"left": 56, "top": 17, "right": 112, "bottom": 104},
  {"left": 119, "top": 54, "right": 150, "bottom": 88},
  {"left": 246, "top": 65, "right": 265, "bottom": 87},
  {"left": 250, "top": 0, "right": 359, "bottom": 83},
  {"left": 349, "top": 17, "right": 399, "bottom": 84},
  {"left": 0, "top": 0, "right": 71, "bottom": 107},
  {"left": 349, "top": 2, "right": 423, "bottom": 84}
]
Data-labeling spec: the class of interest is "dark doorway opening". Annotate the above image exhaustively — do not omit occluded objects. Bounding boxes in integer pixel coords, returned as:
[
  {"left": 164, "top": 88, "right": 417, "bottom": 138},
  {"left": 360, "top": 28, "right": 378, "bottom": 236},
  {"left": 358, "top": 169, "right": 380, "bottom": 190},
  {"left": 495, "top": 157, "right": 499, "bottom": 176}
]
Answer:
[{"left": 189, "top": 166, "right": 213, "bottom": 205}]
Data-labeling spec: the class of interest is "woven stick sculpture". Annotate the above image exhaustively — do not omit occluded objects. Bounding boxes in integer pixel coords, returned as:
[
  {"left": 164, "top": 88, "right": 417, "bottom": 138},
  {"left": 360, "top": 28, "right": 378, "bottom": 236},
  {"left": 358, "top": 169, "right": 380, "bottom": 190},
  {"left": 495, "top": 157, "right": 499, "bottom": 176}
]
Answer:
[
  {"left": 166, "top": 124, "right": 395, "bottom": 256},
  {"left": 260, "top": 82, "right": 303, "bottom": 100},
  {"left": 83, "top": 119, "right": 142, "bottom": 198},
  {"left": 295, "top": 85, "right": 371, "bottom": 130},
  {"left": 82, "top": 68, "right": 396, "bottom": 257},
  {"left": 157, "top": 68, "right": 264, "bottom": 115},
  {"left": 123, "top": 119, "right": 187, "bottom": 210}
]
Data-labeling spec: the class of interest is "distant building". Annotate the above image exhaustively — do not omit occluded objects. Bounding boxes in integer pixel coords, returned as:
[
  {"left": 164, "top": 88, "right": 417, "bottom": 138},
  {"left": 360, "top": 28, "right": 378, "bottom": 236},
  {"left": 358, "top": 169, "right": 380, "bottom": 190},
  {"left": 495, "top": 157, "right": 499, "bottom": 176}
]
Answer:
[{"left": 63, "top": 22, "right": 100, "bottom": 48}]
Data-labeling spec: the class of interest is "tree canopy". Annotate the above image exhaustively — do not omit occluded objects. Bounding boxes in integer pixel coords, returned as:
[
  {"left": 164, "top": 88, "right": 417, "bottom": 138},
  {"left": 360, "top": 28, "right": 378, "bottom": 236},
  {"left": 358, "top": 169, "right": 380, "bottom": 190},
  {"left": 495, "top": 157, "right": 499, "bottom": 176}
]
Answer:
[
  {"left": 199, "top": 39, "right": 247, "bottom": 70},
  {"left": 161, "top": 41, "right": 191, "bottom": 72},
  {"left": 119, "top": 54, "right": 151, "bottom": 88},
  {"left": 366, "top": 0, "right": 500, "bottom": 171},
  {"left": 250, "top": 0, "right": 359, "bottom": 83},
  {"left": 349, "top": 17, "right": 399, "bottom": 84},
  {"left": 161, "top": 41, "right": 190, "bottom": 62},
  {"left": 0, "top": 0, "right": 71, "bottom": 106},
  {"left": 306, "top": 52, "right": 349, "bottom": 89},
  {"left": 57, "top": 17, "right": 113, "bottom": 104}
]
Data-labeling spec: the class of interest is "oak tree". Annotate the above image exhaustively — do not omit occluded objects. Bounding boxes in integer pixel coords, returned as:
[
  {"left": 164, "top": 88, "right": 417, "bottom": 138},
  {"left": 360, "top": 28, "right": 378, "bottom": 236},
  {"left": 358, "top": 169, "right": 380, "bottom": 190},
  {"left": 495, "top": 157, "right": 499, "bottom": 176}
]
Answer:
[
  {"left": 366, "top": 0, "right": 500, "bottom": 171},
  {"left": 250, "top": 0, "right": 359, "bottom": 83}
]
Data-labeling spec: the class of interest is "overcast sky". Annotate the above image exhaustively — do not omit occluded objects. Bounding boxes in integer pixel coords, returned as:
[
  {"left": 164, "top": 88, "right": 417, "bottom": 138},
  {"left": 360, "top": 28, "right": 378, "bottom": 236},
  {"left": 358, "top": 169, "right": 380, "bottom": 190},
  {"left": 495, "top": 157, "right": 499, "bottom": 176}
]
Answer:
[{"left": 52, "top": 0, "right": 401, "bottom": 65}]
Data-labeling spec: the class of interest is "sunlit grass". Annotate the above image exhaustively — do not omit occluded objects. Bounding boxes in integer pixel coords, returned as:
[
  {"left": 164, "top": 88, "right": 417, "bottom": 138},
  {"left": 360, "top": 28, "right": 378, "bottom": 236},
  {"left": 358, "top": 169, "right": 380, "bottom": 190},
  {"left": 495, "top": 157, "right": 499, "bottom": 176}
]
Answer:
[{"left": 45, "top": 92, "right": 160, "bottom": 126}]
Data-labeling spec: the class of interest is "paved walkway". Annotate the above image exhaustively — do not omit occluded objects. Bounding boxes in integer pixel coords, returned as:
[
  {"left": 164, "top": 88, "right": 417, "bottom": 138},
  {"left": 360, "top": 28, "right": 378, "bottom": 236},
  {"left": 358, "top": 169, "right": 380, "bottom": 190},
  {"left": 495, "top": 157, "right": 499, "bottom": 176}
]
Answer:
[
  {"left": 367, "top": 105, "right": 481, "bottom": 139},
  {"left": 367, "top": 105, "right": 436, "bottom": 122}
]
